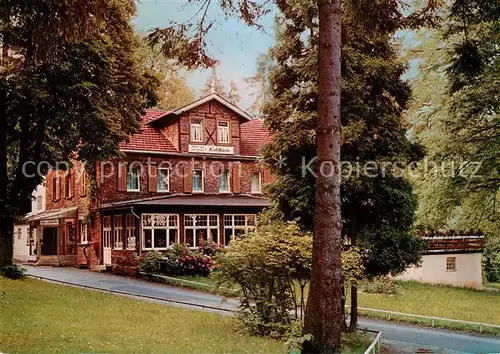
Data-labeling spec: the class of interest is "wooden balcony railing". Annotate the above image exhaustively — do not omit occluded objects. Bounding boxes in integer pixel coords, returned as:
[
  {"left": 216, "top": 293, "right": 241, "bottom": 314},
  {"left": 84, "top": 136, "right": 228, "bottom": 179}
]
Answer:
[{"left": 422, "top": 236, "right": 485, "bottom": 253}]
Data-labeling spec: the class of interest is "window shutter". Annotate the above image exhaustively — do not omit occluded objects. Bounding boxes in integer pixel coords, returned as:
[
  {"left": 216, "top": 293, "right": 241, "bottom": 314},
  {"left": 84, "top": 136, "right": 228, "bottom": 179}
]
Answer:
[
  {"left": 55, "top": 176, "right": 61, "bottom": 200},
  {"left": 61, "top": 173, "right": 67, "bottom": 198},
  {"left": 80, "top": 172, "right": 86, "bottom": 196},
  {"left": 263, "top": 168, "right": 273, "bottom": 184},
  {"left": 70, "top": 172, "right": 75, "bottom": 198},
  {"left": 148, "top": 165, "right": 157, "bottom": 193},
  {"left": 118, "top": 164, "right": 127, "bottom": 192},
  {"left": 232, "top": 165, "right": 241, "bottom": 194},
  {"left": 183, "top": 167, "right": 192, "bottom": 193}
]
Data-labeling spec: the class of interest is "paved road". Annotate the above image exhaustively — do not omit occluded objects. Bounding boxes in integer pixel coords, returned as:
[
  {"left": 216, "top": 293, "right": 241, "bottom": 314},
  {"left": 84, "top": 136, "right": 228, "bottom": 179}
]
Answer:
[
  {"left": 25, "top": 266, "right": 500, "bottom": 354},
  {"left": 25, "top": 265, "right": 237, "bottom": 313}
]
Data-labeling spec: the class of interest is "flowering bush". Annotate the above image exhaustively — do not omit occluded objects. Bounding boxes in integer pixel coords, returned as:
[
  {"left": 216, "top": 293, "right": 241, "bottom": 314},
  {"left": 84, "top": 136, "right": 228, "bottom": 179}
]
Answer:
[
  {"left": 197, "top": 240, "right": 223, "bottom": 257},
  {"left": 178, "top": 251, "right": 214, "bottom": 276},
  {"left": 139, "top": 243, "right": 221, "bottom": 277}
]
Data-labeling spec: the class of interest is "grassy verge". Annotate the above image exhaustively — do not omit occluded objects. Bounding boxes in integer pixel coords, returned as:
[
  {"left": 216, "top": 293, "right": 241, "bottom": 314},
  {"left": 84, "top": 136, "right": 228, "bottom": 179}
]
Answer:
[
  {"left": 149, "top": 274, "right": 500, "bottom": 334},
  {"left": 485, "top": 282, "right": 500, "bottom": 290},
  {"left": 140, "top": 272, "right": 241, "bottom": 297},
  {"left": 355, "top": 281, "right": 500, "bottom": 325},
  {"left": 0, "top": 277, "right": 282, "bottom": 354},
  {"left": 0, "top": 276, "right": 368, "bottom": 353}
]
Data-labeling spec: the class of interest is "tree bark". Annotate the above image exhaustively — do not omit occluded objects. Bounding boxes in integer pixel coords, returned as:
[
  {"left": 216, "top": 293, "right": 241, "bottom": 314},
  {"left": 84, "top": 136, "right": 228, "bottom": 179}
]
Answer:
[
  {"left": 349, "top": 286, "right": 358, "bottom": 330},
  {"left": 0, "top": 216, "right": 14, "bottom": 267},
  {"left": 0, "top": 35, "right": 13, "bottom": 267},
  {"left": 303, "top": 0, "right": 342, "bottom": 353},
  {"left": 349, "top": 216, "right": 358, "bottom": 330}
]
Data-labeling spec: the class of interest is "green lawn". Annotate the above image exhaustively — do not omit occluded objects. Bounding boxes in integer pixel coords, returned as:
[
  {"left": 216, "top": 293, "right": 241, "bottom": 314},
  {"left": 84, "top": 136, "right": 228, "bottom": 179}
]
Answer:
[
  {"left": 485, "top": 282, "right": 500, "bottom": 290},
  {"left": 0, "top": 277, "right": 284, "bottom": 354},
  {"left": 157, "top": 275, "right": 500, "bottom": 329},
  {"left": 355, "top": 281, "right": 500, "bottom": 325},
  {"left": 0, "top": 277, "right": 368, "bottom": 353}
]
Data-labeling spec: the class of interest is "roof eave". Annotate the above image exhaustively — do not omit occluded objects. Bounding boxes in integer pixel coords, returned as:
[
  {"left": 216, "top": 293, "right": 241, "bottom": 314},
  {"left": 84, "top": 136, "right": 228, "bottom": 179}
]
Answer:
[{"left": 147, "top": 93, "right": 253, "bottom": 125}]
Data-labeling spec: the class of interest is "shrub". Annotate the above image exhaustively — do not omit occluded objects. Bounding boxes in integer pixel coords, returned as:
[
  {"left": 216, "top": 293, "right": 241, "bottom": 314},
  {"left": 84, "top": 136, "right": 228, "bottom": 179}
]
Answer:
[
  {"left": 361, "top": 276, "right": 397, "bottom": 295},
  {"left": 483, "top": 238, "right": 500, "bottom": 283},
  {"left": 213, "top": 219, "right": 312, "bottom": 338},
  {"left": 177, "top": 251, "right": 213, "bottom": 277},
  {"left": 138, "top": 251, "right": 164, "bottom": 274},
  {"left": 197, "top": 240, "right": 223, "bottom": 257},
  {"left": 1, "top": 264, "right": 26, "bottom": 279},
  {"left": 139, "top": 244, "right": 217, "bottom": 277}
]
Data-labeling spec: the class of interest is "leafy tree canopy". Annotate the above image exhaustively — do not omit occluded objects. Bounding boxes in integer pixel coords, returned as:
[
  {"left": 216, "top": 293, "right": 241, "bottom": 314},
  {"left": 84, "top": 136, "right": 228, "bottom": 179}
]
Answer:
[
  {"left": 407, "top": 2, "right": 499, "bottom": 236},
  {"left": 136, "top": 36, "right": 195, "bottom": 110}
]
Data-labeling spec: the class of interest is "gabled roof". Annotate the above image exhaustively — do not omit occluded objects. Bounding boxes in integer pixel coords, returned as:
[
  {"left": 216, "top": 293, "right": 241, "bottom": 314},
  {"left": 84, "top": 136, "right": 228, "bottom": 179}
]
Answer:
[
  {"left": 148, "top": 93, "right": 253, "bottom": 124},
  {"left": 119, "top": 110, "right": 178, "bottom": 153},
  {"left": 240, "top": 119, "right": 270, "bottom": 156}
]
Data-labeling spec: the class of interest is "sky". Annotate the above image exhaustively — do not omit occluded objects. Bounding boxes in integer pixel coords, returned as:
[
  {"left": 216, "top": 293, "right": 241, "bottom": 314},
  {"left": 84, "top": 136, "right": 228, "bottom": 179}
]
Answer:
[
  {"left": 134, "top": 0, "right": 276, "bottom": 110},
  {"left": 134, "top": 1, "right": 421, "bottom": 111}
]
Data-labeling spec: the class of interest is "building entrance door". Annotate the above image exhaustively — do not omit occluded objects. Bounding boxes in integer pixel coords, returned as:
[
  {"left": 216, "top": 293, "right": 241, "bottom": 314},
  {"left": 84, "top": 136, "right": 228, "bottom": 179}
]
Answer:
[
  {"left": 41, "top": 227, "right": 58, "bottom": 255},
  {"left": 102, "top": 218, "right": 112, "bottom": 266}
]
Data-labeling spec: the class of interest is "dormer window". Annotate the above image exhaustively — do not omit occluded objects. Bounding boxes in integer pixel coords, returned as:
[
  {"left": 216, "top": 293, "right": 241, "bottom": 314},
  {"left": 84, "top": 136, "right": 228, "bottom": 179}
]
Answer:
[
  {"left": 218, "top": 121, "right": 230, "bottom": 144},
  {"left": 190, "top": 118, "right": 203, "bottom": 142}
]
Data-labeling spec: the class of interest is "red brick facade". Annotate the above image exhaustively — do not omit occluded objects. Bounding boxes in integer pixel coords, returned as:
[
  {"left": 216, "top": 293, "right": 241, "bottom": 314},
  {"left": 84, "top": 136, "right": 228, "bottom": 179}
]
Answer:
[{"left": 36, "top": 94, "right": 273, "bottom": 273}]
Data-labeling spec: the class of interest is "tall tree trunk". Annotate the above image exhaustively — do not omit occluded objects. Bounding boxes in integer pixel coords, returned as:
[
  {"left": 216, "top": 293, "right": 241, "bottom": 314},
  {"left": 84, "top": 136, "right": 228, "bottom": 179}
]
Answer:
[
  {"left": 349, "top": 218, "right": 358, "bottom": 330},
  {"left": 0, "top": 36, "right": 13, "bottom": 267},
  {"left": 349, "top": 286, "right": 358, "bottom": 330},
  {"left": 303, "top": 0, "right": 342, "bottom": 353},
  {"left": 0, "top": 86, "right": 12, "bottom": 267},
  {"left": 0, "top": 216, "right": 14, "bottom": 267}
]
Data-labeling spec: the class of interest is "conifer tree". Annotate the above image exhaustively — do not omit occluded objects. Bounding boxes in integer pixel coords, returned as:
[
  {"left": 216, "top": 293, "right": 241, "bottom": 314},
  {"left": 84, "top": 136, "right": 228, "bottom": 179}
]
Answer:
[
  {"left": 227, "top": 80, "right": 241, "bottom": 105},
  {"left": 200, "top": 67, "right": 226, "bottom": 97},
  {"left": 259, "top": 0, "right": 429, "bottom": 334}
]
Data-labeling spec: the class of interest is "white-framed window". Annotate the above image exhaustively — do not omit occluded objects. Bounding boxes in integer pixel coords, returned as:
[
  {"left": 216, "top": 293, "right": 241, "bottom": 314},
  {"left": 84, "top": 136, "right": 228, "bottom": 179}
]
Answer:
[
  {"left": 37, "top": 196, "right": 43, "bottom": 210},
  {"left": 17, "top": 228, "right": 22, "bottom": 240},
  {"left": 103, "top": 216, "right": 112, "bottom": 249},
  {"left": 125, "top": 214, "right": 136, "bottom": 250},
  {"left": 219, "top": 169, "right": 230, "bottom": 193},
  {"left": 113, "top": 215, "right": 124, "bottom": 250},
  {"left": 250, "top": 172, "right": 262, "bottom": 193},
  {"left": 157, "top": 168, "right": 170, "bottom": 192},
  {"left": 192, "top": 169, "right": 204, "bottom": 193},
  {"left": 223, "top": 214, "right": 257, "bottom": 246},
  {"left": 142, "top": 214, "right": 179, "bottom": 250},
  {"left": 218, "top": 121, "right": 230, "bottom": 143},
  {"left": 190, "top": 119, "right": 203, "bottom": 142},
  {"left": 184, "top": 214, "right": 219, "bottom": 247},
  {"left": 127, "top": 166, "right": 140, "bottom": 192},
  {"left": 80, "top": 221, "right": 89, "bottom": 244},
  {"left": 446, "top": 256, "right": 456, "bottom": 272}
]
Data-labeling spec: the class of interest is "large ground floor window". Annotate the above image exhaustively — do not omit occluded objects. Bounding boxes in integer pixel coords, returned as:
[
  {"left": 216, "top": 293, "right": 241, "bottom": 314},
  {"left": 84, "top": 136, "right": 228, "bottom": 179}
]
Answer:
[
  {"left": 223, "top": 214, "right": 256, "bottom": 245},
  {"left": 184, "top": 214, "right": 219, "bottom": 247},
  {"left": 142, "top": 214, "right": 179, "bottom": 250}
]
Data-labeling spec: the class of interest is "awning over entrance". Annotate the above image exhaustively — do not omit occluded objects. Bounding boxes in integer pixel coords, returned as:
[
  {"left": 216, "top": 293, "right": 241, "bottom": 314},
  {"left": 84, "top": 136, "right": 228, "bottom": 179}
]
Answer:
[
  {"left": 99, "top": 194, "right": 269, "bottom": 210},
  {"left": 25, "top": 206, "right": 78, "bottom": 222}
]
